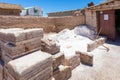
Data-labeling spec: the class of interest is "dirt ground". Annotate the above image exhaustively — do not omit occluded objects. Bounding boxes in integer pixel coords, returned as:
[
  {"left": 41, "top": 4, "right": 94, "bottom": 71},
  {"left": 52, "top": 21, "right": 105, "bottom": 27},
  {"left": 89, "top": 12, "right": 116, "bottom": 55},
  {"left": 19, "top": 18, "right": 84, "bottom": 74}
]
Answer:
[{"left": 69, "top": 40, "right": 120, "bottom": 80}]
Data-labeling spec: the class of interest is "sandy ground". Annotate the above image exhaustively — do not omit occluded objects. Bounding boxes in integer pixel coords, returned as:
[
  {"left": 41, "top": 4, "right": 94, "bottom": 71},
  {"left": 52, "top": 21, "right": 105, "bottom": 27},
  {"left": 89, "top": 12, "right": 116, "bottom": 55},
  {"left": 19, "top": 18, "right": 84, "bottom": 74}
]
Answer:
[{"left": 69, "top": 40, "right": 120, "bottom": 80}]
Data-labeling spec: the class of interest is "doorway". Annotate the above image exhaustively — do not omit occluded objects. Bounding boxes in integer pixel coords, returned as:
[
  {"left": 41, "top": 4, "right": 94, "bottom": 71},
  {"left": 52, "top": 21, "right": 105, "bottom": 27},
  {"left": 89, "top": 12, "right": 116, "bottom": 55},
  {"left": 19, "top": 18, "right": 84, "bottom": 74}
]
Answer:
[{"left": 115, "top": 10, "right": 120, "bottom": 39}]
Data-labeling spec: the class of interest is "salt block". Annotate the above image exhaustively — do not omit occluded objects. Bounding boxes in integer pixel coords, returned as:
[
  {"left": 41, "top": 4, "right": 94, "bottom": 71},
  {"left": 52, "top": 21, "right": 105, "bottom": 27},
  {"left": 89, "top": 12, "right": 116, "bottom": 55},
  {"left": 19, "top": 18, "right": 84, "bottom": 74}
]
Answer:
[
  {"left": 0, "top": 38, "right": 41, "bottom": 59},
  {"left": 6, "top": 51, "right": 52, "bottom": 80},
  {"left": 87, "top": 37, "right": 105, "bottom": 52},
  {"left": 76, "top": 51, "right": 93, "bottom": 66},
  {"left": 23, "top": 38, "right": 41, "bottom": 52},
  {"left": 52, "top": 52, "right": 64, "bottom": 70},
  {"left": 0, "top": 28, "right": 43, "bottom": 44},
  {"left": 64, "top": 54, "right": 80, "bottom": 70},
  {"left": 0, "top": 40, "right": 25, "bottom": 58},
  {"left": 0, "top": 28, "right": 24, "bottom": 42},
  {"left": 53, "top": 65, "right": 71, "bottom": 80},
  {"left": 29, "top": 67, "right": 53, "bottom": 80},
  {"left": 1, "top": 51, "right": 12, "bottom": 64},
  {"left": 23, "top": 28, "right": 43, "bottom": 39},
  {"left": 41, "top": 39, "right": 60, "bottom": 55},
  {"left": 0, "top": 60, "right": 3, "bottom": 80},
  {"left": 4, "top": 68, "right": 16, "bottom": 80}
]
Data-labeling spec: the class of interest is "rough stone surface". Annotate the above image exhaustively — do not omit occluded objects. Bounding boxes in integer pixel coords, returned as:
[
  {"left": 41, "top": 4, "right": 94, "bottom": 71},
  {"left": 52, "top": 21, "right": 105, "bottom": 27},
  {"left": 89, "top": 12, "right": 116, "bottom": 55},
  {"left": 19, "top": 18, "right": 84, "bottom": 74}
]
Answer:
[
  {"left": 41, "top": 33, "right": 60, "bottom": 55},
  {"left": 0, "top": 60, "right": 3, "bottom": 80},
  {"left": 64, "top": 54, "right": 80, "bottom": 70},
  {"left": 0, "top": 38, "right": 41, "bottom": 59},
  {"left": 6, "top": 50, "right": 52, "bottom": 80},
  {"left": 0, "top": 28, "right": 43, "bottom": 44},
  {"left": 1, "top": 51, "right": 12, "bottom": 64},
  {"left": 53, "top": 65, "right": 71, "bottom": 80},
  {"left": 0, "top": 16, "right": 85, "bottom": 33},
  {"left": 87, "top": 37, "right": 106, "bottom": 52},
  {"left": 52, "top": 52, "right": 64, "bottom": 70},
  {"left": 76, "top": 51, "right": 93, "bottom": 66}
]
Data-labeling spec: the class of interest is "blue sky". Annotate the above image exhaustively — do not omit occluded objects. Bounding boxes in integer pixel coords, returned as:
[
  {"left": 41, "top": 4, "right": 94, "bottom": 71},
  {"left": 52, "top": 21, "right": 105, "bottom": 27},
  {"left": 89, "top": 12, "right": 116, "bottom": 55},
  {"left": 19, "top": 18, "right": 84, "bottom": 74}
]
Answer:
[{"left": 0, "top": 0, "right": 104, "bottom": 16}]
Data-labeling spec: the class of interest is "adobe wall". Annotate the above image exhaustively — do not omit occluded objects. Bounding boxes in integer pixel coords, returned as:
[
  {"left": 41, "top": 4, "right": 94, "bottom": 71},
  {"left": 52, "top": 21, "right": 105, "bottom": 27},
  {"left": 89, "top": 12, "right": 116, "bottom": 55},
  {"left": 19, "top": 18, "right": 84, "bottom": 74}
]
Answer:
[
  {"left": 53, "top": 16, "right": 85, "bottom": 32},
  {"left": 0, "top": 15, "right": 85, "bottom": 32},
  {"left": 0, "top": 16, "right": 55, "bottom": 32}
]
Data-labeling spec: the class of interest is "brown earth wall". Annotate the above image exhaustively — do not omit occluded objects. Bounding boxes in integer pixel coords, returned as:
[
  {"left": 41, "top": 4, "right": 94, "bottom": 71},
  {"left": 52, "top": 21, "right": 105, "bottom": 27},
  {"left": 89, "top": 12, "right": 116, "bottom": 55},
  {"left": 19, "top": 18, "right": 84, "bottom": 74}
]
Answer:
[{"left": 0, "top": 15, "right": 85, "bottom": 33}]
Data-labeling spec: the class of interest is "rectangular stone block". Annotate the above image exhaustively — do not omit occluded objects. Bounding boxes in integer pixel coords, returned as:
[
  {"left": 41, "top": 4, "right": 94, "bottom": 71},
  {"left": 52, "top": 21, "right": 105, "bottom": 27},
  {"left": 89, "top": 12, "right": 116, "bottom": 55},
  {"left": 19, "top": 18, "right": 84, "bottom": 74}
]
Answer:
[
  {"left": 64, "top": 54, "right": 80, "bottom": 70},
  {"left": 24, "top": 28, "right": 43, "bottom": 40},
  {"left": 87, "top": 37, "right": 105, "bottom": 52},
  {"left": 6, "top": 51, "right": 52, "bottom": 80},
  {"left": 29, "top": 67, "right": 53, "bottom": 80},
  {"left": 53, "top": 65, "right": 71, "bottom": 80},
  {"left": 52, "top": 52, "right": 64, "bottom": 70},
  {"left": 0, "top": 28, "right": 43, "bottom": 44},
  {"left": 0, "top": 38, "right": 41, "bottom": 59},
  {"left": 76, "top": 51, "right": 93, "bottom": 66},
  {"left": 41, "top": 35, "right": 60, "bottom": 55}
]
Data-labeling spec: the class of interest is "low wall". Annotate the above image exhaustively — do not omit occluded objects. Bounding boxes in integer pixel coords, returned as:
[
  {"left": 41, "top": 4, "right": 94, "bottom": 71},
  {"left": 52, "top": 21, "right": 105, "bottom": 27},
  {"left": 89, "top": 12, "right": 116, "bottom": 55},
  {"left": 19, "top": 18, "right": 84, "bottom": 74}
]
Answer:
[
  {"left": 0, "top": 15, "right": 85, "bottom": 32},
  {"left": 0, "top": 16, "right": 55, "bottom": 32},
  {"left": 53, "top": 16, "right": 85, "bottom": 32}
]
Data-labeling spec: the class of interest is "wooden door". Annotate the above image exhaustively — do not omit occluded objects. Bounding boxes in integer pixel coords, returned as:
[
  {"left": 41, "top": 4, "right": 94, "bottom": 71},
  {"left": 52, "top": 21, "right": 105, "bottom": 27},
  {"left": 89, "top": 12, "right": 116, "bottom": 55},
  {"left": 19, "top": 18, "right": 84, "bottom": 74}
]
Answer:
[{"left": 99, "top": 10, "right": 116, "bottom": 40}]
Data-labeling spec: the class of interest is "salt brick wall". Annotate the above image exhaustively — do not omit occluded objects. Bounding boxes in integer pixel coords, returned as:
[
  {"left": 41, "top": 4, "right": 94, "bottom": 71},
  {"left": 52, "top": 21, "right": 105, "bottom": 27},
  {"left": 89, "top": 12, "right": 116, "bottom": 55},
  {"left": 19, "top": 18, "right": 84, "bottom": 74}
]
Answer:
[
  {"left": 85, "top": 10, "right": 97, "bottom": 28},
  {"left": 0, "top": 15, "right": 85, "bottom": 32}
]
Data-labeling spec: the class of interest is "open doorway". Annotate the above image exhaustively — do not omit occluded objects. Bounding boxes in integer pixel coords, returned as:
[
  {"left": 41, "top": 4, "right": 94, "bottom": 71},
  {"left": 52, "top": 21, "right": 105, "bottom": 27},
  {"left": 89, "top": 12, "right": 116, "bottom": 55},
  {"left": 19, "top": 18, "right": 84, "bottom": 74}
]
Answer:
[{"left": 115, "top": 10, "right": 120, "bottom": 39}]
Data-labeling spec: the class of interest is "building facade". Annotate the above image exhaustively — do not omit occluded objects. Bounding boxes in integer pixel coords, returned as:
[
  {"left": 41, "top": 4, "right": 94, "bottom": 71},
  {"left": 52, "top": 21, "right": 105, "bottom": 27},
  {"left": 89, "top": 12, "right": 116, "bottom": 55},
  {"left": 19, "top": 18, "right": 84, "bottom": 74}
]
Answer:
[
  {"left": 85, "top": 0, "right": 120, "bottom": 40},
  {"left": 0, "top": 3, "right": 23, "bottom": 16},
  {"left": 20, "top": 6, "right": 43, "bottom": 16}
]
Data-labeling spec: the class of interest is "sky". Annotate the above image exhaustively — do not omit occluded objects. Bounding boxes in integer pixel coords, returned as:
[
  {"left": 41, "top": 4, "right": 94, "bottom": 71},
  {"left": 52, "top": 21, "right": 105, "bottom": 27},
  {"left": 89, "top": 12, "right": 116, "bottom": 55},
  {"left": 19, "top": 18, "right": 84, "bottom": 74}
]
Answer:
[{"left": 0, "top": 0, "right": 104, "bottom": 16}]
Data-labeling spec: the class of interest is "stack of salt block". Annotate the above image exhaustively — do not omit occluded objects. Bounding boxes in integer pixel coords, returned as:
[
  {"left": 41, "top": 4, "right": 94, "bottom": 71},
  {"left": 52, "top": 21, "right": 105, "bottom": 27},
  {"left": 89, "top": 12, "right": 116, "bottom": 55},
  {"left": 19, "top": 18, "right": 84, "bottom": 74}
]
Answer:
[
  {"left": 0, "top": 28, "right": 43, "bottom": 64},
  {"left": 41, "top": 35, "right": 71, "bottom": 80},
  {"left": 64, "top": 53, "right": 80, "bottom": 70},
  {"left": 41, "top": 35, "right": 60, "bottom": 55},
  {"left": 52, "top": 53, "right": 71, "bottom": 80},
  {"left": 4, "top": 51, "right": 53, "bottom": 80},
  {"left": 61, "top": 45, "right": 80, "bottom": 70}
]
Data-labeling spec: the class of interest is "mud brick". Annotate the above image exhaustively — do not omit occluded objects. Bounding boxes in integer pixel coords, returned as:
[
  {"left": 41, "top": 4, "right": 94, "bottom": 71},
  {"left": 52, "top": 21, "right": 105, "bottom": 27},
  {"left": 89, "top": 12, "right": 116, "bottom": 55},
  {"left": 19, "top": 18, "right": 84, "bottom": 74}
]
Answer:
[
  {"left": 52, "top": 52, "right": 64, "bottom": 70},
  {"left": 53, "top": 65, "right": 71, "bottom": 80},
  {"left": 6, "top": 51, "right": 52, "bottom": 80}
]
